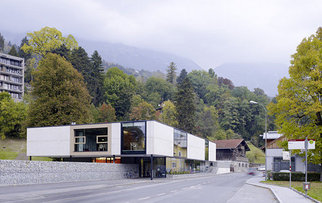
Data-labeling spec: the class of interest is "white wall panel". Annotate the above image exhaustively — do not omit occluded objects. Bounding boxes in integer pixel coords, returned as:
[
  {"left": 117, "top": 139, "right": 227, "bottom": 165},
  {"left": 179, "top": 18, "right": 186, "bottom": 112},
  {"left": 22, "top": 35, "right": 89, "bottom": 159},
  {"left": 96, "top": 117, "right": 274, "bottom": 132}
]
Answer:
[
  {"left": 209, "top": 141, "right": 216, "bottom": 161},
  {"left": 111, "top": 123, "right": 121, "bottom": 155},
  {"left": 146, "top": 121, "right": 173, "bottom": 156},
  {"left": 187, "top": 134, "right": 205, "bottom": 160},
  {"left": 27, "top": 126, "right": 70, "bottom": 157}
]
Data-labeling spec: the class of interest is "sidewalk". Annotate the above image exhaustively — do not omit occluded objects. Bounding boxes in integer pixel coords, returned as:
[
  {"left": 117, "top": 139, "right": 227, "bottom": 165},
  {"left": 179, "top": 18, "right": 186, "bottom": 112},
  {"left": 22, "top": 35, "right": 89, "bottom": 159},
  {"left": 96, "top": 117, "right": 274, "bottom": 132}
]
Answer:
[{"left": 247, "top": 177, "right": 314, "bottom": 203}]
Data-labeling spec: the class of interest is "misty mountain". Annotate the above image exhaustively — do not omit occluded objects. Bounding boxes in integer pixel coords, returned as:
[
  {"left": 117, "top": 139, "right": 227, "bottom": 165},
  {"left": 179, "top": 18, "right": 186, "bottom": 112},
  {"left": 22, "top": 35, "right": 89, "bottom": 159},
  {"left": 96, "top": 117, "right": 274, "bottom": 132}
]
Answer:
[
  {"left": 214, "top": 63, "right": 289, "bottom": 97},
  {"left": 78, "top": 39, "right": 202, "bottom": 72}
]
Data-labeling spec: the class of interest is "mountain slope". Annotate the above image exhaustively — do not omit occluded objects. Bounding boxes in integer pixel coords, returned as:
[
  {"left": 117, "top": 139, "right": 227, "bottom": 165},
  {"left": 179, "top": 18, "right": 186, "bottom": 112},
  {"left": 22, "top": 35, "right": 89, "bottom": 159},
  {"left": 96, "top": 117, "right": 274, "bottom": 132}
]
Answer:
[
  {"left": 214, "top": 63, "right": 289, "bottom": 97},
  {"left": 79, "top": 39, "right": 202, "bottom": 72}
]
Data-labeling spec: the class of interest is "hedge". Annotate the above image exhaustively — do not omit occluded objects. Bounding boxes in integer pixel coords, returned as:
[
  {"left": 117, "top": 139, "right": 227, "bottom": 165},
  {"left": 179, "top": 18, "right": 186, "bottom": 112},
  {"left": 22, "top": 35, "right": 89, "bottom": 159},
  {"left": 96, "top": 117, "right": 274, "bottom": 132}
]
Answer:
[{"left": 272, "top": 172, "right": 320, "bottom": 181}]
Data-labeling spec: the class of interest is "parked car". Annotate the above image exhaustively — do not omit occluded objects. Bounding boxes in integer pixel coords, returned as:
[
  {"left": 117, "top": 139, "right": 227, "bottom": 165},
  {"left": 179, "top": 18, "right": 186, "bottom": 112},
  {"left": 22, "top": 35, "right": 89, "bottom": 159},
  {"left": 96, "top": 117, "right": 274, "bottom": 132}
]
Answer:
[{"left": 248, "top": 168, "right": 256, "bottom": 176}]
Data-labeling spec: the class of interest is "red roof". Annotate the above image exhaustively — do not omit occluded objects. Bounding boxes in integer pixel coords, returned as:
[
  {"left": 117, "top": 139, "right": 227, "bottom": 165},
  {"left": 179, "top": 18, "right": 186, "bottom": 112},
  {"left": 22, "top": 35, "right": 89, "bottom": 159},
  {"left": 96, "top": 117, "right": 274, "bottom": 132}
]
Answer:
[{"left": 213, "top": 139, "right": 250, "bottom": 151}]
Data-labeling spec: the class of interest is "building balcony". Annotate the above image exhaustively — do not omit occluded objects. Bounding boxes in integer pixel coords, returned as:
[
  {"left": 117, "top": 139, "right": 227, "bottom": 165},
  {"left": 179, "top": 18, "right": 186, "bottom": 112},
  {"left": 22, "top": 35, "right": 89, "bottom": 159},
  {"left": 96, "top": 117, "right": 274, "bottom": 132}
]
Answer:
[{"left": 0, "top": 86, "right": 23, "bottom": 93}]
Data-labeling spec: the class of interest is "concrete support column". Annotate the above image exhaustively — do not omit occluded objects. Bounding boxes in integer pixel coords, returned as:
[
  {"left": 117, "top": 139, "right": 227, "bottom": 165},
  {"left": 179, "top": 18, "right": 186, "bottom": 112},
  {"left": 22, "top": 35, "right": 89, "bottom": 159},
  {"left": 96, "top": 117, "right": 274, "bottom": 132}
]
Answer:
[{"left": 150, "top": 155, "right": 153, "bottom": 180}]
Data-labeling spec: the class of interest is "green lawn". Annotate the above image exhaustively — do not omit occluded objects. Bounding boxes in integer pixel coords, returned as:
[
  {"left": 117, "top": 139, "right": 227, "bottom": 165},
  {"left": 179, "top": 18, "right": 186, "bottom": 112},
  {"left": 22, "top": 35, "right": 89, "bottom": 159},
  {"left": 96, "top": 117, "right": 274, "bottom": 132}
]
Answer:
[
  {"left": 0, "top": 138, "right": 54, "bottom": 161},
  {"left": 0, "top": 150, "right": 19, "bottom": 159},
  {"left": 31, "top": 157, "right": 53, "bottom": 161},
  {"left": 0, "top": 138, "right": 26, "bottom": 160},
  {"left": 262, "top": 180, "right": 322, "bottom": 202},
  {"left": 246, "top": 141, "right": 265, "bottom": 164}
]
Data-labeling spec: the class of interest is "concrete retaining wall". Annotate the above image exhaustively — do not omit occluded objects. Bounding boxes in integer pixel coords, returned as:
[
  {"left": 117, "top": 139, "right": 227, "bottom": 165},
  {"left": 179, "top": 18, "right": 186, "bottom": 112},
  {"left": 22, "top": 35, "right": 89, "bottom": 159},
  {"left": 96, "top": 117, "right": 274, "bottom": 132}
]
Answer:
[
  {"left": 0, "top": 160, "right": 139, "bottom": 185},
  {"left": 216, "top": 160, "right": 249, "bottom": 174}
]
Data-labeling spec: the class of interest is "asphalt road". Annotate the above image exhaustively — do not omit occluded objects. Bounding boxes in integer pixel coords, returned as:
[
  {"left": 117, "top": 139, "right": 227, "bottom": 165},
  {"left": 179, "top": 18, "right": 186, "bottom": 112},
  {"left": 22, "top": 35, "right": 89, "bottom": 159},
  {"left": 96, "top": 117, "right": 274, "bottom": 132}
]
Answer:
[{"left": 0, "top": 173, "right": 277, "bottom": 203}]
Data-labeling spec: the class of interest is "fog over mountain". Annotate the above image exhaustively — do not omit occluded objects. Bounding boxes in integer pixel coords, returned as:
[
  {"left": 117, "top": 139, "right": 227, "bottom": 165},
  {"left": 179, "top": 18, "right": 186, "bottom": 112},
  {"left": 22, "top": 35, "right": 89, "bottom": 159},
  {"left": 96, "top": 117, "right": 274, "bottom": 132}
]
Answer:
[
  {"left": 79, "top": 39, "right": 202, "bottom": 72},
  {"left": 1, "top": 31, "right": 289, "bottom": 97},
  {"left": 215, "top": 63, "right": 289, "bottom": 97}
]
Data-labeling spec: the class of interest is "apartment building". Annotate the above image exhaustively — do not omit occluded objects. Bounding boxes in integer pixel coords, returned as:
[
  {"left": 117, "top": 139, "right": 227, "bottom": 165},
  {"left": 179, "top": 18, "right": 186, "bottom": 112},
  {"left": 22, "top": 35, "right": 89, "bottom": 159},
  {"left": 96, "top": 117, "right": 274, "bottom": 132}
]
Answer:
[
  {"left": 27, "top": 120, "right": 217, "bottom": 178},
  {"left": 0, "top": 53, "right": 24, "bottom": 101}
]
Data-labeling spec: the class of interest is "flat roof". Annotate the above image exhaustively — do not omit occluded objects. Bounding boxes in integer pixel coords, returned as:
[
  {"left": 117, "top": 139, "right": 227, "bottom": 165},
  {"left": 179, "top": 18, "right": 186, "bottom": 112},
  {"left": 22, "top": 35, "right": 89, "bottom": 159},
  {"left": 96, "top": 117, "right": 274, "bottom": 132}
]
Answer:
[{"left": 259, "top": 131, "right": 283, "bottom": 139}]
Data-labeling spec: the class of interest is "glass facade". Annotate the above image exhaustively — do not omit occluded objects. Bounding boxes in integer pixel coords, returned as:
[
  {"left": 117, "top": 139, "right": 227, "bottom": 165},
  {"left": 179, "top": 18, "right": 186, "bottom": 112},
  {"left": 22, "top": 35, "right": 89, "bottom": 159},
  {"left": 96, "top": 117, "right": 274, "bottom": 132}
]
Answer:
[
  {"left": 173, "top": 129, "right": 187, "bottom": 158},
  {"left": 121, "top": 121, "right": 146, "bottom": 154},
  {"left": 74, "top": 128, "right": 108, "bottom": 152},
  {"left": 205, "top": 140, "right": 209, "bottom": 161}
]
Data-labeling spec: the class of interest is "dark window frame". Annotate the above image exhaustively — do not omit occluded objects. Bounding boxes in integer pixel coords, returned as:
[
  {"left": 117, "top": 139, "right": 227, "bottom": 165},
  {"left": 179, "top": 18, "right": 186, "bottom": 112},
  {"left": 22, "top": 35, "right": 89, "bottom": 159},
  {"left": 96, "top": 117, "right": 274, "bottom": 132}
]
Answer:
[{"left": 121, "top": 121, "right": 147, "bottom": 155}]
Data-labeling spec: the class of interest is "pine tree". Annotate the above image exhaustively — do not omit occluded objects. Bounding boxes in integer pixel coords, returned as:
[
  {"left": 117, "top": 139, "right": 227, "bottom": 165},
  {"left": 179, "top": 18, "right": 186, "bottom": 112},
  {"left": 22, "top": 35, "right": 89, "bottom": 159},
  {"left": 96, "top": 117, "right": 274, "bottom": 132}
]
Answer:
[
  {"left": 176, "top": 69, "right": 187, "bottom": 85},
  {"left": 51, "top": 44, "right": 71, "bottom": 60},
  {"left": 69, "top": 47, "right": 94, "bottom": 101},
  {"left": 166, "top": 62, "right": 177, "bottom": 84},
  {"left": 0, "top": 33, "right": 4, "bottom": 52},
  {"left": 18, "top": 37, "right": 32, "bottom": 61},
  {"left": 8, "top": 46, "right": 18, "bottom": 57},
  {"left": 90, "top": 50, "right": 105, "bottom": 106},
  {"left": 175, "top": 69, "right": 196, "bottom": 133}
]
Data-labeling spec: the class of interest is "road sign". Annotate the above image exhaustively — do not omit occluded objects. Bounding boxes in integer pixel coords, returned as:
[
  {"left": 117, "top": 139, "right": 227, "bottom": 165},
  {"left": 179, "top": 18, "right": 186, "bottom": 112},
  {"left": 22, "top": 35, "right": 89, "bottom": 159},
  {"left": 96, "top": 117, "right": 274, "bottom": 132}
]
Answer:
[
  {"left": 288, "top": 139, "right": 315, "bottom": 150},
  {"left": 283, "top": 151, "right": 290, "bottom": 160}
]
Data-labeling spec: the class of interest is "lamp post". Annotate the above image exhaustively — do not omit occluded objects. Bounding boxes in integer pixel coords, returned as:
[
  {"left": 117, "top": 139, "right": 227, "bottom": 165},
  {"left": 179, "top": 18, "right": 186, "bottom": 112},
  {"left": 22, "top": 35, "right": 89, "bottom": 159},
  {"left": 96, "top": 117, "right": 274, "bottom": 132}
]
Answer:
[{"left": 250, "top": 100, "right": 268, "bottom": 181}]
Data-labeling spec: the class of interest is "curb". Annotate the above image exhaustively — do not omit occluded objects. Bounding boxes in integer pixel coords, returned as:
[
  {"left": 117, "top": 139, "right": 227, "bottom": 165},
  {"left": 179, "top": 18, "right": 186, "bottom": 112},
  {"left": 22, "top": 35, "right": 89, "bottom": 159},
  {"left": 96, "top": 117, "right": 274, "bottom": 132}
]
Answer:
[
  {"left": 246, "top": 182, "right": 281, "bottom": 203},
  {"left": 289, "top": 188, "right": 320, "bottom": 203}
]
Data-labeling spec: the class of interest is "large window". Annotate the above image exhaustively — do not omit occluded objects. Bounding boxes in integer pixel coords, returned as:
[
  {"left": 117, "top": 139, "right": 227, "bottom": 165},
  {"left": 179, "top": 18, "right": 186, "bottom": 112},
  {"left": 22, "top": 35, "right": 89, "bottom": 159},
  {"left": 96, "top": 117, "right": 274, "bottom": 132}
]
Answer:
[
  {"left": 173, "top": 129, "right": 187, "bottom": 157},
  {"left": 121, "top": 122, "right": 146, "bottom": 154},
  {"left": 205, "top": 140, "right": 209, "bottom": 161},
  {"left": 74, "top": 128, "right": 108, "bottom": 152}
]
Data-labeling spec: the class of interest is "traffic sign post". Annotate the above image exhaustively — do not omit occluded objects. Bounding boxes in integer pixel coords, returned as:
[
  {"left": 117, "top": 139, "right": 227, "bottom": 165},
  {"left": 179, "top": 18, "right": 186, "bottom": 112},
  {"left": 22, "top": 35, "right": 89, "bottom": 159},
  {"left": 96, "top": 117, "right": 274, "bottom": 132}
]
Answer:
[
  {"left": 289, "top": 150, "right": 292, "bottom": 188},
  {"left": 288, "top": 138, "right": 315, "bottom": 197}
]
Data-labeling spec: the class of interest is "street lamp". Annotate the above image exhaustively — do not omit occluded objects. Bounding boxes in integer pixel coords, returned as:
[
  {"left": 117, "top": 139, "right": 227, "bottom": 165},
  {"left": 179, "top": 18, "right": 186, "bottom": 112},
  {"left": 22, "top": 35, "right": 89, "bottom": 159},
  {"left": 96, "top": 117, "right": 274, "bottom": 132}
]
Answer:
[{"left": 250, "top": 100, "right": 268, "bottom": 181}]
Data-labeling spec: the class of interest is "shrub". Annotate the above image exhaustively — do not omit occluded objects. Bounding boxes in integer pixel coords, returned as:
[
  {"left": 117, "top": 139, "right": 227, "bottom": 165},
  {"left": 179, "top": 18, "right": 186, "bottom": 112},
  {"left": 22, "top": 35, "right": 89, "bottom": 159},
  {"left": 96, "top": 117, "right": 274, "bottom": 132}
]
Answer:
[{"left": 272, "top": 172, "right": 320, "bottom": 181}]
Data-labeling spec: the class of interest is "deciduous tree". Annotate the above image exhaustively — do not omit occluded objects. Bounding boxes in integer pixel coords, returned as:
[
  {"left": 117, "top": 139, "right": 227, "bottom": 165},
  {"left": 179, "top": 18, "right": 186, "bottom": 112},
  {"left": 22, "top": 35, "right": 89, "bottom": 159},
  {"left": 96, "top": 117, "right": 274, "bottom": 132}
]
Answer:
[
  {"left": 21, "top": 27, "right": 78, "bottom": 57},
  {"left": 28, "top": 53, "right": 91, "bottom": 127},
  {"left": 268, "top": 27, "right": 322, "bottom": 179},
  {"left": 98, "top": 103, "right": 116, "bottom": 122},
  {"left": 160, "top": 100, "right": 178, "bottom": 127},
  {"left": 0, "top": 92, "right": 27, "bottom": 139},
  {"left": 130, "top": 101, "right": 156, "bottom": 120},
  {"left": 104, "top": 67, "right": 137, "bottom": 120}
]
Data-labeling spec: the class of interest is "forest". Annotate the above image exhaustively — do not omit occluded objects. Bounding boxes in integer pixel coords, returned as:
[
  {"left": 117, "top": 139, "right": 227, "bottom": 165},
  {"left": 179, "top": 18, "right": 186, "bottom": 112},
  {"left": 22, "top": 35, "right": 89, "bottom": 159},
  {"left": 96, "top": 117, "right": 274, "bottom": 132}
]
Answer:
[{"left": 0, "top": 27, "right": 275, "bottom": 148}]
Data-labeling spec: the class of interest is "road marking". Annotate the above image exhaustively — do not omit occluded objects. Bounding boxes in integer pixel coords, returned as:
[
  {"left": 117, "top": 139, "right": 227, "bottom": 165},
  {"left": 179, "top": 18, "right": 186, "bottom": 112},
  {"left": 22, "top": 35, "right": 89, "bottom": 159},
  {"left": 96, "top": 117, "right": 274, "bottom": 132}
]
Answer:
[
  {"left": 157, "top": 193, "right": 166, "bottom": 196},
  {"left": 138, "top": 196, "right": 151, "bottom": 200}
]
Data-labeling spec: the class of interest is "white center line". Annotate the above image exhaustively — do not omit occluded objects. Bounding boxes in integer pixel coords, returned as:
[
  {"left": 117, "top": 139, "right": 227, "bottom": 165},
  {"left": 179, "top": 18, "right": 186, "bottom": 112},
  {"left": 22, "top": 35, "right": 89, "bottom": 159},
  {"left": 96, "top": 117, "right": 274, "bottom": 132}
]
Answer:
[{"left": 138, "top": 196, "right": 151, "bottom": 201}]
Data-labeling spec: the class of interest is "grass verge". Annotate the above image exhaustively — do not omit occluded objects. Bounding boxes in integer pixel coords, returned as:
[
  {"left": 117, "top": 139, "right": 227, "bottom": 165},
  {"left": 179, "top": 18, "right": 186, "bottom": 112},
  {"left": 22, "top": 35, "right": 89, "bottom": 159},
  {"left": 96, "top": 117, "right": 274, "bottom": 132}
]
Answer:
[
  {"left": 262, "top": 180, "right": 322, "bottom": 202},
  {"left": 0, "top": 150, "right": 19, "bottom": 159}
]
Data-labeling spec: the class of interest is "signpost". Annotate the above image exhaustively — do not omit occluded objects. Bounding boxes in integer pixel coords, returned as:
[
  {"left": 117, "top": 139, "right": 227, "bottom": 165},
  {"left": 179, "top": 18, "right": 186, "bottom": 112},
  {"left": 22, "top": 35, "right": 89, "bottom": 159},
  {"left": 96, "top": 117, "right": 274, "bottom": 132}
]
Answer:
[
  {"left": 288, "top": 138, "right": 315, "bottom": 198},
  {"left": 289, "top": 150, "right": 292, "bottom": 188}
]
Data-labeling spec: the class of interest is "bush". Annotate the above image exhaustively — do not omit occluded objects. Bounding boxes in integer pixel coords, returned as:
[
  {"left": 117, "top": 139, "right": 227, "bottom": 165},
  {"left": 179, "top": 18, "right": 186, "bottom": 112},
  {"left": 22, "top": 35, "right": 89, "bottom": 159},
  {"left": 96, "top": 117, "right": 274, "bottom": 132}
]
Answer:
[{"left": 272, "top": 172, "right": 320, "bottom": 181}]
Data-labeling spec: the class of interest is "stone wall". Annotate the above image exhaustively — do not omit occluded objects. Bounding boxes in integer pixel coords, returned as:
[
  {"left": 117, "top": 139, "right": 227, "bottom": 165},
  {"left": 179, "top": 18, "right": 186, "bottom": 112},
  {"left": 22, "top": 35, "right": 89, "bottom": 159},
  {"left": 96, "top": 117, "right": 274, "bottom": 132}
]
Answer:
[{"left": 0, "top": 160, "right": 139, "bottom": 185}]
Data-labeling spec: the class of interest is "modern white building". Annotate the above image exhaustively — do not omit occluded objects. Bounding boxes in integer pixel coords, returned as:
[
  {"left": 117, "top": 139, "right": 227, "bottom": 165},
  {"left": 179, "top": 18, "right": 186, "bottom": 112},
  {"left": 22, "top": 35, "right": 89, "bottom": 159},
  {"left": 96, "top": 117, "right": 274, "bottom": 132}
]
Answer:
[
  {"left": 0, "top": 53, "right": 24, "bottom": 101},
  {"left": 27, "top": 120, "right": 217, "bottom": 178}
]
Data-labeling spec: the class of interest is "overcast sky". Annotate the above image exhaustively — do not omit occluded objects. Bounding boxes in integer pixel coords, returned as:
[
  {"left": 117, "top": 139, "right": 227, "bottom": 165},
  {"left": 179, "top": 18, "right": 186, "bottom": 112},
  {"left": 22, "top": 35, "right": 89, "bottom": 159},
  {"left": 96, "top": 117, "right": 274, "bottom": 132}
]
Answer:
[{"left": 1, "top": 0, "right": 321, "bottom": 69}]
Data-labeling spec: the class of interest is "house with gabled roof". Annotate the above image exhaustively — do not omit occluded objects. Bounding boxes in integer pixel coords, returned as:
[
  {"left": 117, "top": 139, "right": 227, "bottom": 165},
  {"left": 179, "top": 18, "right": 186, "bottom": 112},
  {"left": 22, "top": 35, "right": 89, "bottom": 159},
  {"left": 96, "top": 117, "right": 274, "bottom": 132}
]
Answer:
[
  {"left": 212, "top": 139, "right": 250, "bottom": 173},
  {"left": 213, "top": 139, "right": 250, "bottom": 161}
]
